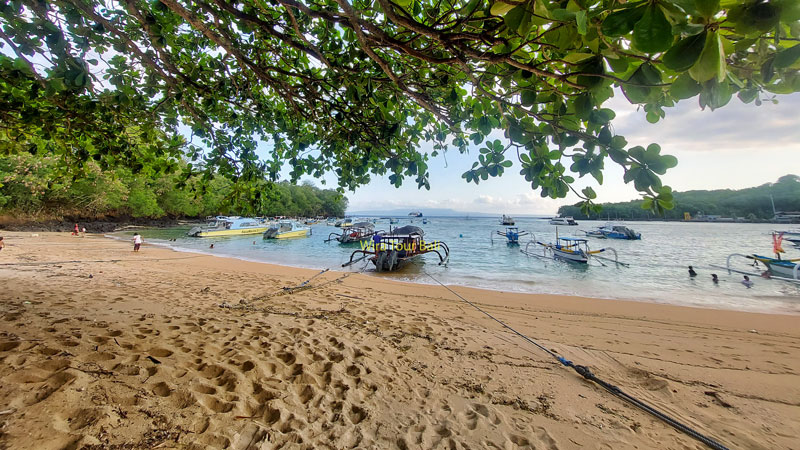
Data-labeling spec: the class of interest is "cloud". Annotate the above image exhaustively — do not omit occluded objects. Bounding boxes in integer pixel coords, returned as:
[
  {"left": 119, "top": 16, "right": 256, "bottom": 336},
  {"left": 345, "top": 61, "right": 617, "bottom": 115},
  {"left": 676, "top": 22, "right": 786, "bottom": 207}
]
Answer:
[{"left": 607, "top": 91, "right": 800, "bottom": 153}]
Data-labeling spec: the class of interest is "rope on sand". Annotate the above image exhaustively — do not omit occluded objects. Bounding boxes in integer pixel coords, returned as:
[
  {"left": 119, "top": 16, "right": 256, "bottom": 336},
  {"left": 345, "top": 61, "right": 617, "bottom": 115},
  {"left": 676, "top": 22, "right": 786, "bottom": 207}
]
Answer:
[
  {"left": 423, "top": 271, "right": 732, "bottom": 450},
  {"left": 0, "top": 255, "right": 204, "bottom": 266}
]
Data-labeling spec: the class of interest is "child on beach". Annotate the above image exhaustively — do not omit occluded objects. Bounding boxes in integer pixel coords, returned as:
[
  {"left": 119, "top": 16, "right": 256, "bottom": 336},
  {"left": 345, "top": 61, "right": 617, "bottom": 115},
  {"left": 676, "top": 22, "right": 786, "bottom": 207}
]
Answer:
[
  {"left": 132, "top": 233, "right": 143, "bottom": 252},
  {"left": 72, "top": 223, "right": 79, "bottom": 236},
  {"left": 0, "top": 237, "right": 4, "bottom": 251}
]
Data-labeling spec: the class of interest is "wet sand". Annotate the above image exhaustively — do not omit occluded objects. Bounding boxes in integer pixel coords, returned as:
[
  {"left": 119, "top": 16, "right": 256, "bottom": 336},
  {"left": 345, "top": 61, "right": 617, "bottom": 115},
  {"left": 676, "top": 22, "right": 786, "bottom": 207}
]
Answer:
[{"left": 0, "top": 232, "right": 798, "bottom": 449}]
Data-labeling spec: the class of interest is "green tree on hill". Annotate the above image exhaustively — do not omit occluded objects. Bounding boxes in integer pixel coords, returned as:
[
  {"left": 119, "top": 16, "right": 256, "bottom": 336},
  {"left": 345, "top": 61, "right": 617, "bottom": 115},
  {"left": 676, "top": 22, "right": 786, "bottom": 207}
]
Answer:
[{"left": 558, "top": 175, "right": 800, "bottom": 220}]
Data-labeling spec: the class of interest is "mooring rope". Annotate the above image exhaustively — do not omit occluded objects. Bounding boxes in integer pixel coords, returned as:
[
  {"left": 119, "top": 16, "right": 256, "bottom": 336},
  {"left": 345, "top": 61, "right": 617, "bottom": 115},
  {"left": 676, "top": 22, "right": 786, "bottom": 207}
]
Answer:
[
  {"left": 423, "top": 271, "right": 731, "bottom": 450},
  {"left": 0, "top": 255, "right": 206, "bottom": 266}
]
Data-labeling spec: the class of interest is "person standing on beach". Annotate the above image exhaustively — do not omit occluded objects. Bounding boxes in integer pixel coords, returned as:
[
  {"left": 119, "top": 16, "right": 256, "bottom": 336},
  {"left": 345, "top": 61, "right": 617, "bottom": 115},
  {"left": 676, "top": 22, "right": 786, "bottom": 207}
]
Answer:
[
  {"left": 0, "top": 237, "right": 4, "bottom": 251},
  {"left": 132, "top": 233, "right": 143, "bottom": 252},
  {"left": 72, "top": 223, "right": 79, "bottom": 236}
]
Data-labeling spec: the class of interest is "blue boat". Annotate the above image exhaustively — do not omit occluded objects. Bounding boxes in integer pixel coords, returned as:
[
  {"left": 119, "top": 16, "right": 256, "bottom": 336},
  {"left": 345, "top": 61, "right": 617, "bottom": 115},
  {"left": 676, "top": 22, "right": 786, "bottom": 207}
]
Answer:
[
  {"left": 585, "top": 223, "right": 641, "bottom": 240},
  {"left": 491, "top": 227, "right": 530, "bottom": 245}
]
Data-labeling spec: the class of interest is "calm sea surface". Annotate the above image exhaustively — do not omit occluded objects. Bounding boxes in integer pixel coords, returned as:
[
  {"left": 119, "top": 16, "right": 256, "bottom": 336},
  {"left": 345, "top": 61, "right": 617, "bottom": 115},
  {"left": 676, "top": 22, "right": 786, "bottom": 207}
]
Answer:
[{"left": 114, "top": 219, "right": 800, "bottom": 315}]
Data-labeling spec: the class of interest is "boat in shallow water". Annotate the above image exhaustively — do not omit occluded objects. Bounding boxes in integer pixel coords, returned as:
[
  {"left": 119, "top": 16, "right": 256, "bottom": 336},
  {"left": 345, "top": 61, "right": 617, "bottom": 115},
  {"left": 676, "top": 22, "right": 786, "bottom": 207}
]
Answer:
[
  {"left": 187, "top": 217, "right": 270, "bottom": 237},
  {"left": 585, "top": 223, "right": 641, "bottom": 240},
  {"left": 343, "top": 225, "right": 450, "bottom": 272},
  {"left": 263, "top": 221, "right": 311, "bottom": 239},
  {"left": 491, "top": 227, "right": 530, "bottom": 245},
  {"left": 326, "top": 222, "right": 383, "bottom": 244},
  {"left": 549, "top": 216, "right": 578, "bottom": 226}
]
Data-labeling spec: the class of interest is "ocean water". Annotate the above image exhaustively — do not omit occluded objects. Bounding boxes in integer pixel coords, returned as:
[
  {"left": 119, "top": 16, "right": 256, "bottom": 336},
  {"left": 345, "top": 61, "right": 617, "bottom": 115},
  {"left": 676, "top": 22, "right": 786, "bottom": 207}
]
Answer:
[{"left": 115, "top": 219, "right": 800, "bottom": 315}]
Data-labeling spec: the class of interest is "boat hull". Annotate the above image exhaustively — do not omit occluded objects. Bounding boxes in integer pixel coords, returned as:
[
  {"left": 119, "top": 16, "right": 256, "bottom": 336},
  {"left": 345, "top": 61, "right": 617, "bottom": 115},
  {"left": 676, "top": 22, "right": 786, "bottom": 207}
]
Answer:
[
  {"left": 552, "top": 248, "right": 588, "bottom": 263},
  {"left": 268, "top": 229, "right": 311, "bottom": 239},
  {"left": 192, "top": 227, "right": 269, "bottom": 237}
]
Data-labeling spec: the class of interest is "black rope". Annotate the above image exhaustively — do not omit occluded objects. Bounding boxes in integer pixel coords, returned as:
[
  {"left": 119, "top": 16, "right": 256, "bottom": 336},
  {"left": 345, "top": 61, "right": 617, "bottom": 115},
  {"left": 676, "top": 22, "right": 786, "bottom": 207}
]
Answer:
[
  {"left": 0, "top": 255, "right": 204, "bottom": 266},
  {"left": 424, "top": 271, "right": 731, "bottom": 450}
]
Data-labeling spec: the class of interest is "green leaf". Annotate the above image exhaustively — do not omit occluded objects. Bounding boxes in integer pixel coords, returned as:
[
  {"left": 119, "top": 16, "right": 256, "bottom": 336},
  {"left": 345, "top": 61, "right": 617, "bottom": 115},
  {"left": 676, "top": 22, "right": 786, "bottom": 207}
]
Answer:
[
  {"left": 504, "top": 5, "right": 527, "bottom": 33},
  {"left": 774, "top": 43, "right": 800, "bottom": 69},
  {"left": 576, "top": 10, "right": 587, "bottom": 35},
  {"left": 689, "top": 31, "right": 726, "bottom": 83},
  {"left": 621, "top": 62, "right": 662, "bottom": 104},
  {"left": 602, "top": 5, "right": 646, "bottom": 37},
  {"left": 670, "top": 72, "right": 702, "bottom": 99},
  {"left": 694, "top": 0, "right": 720, "bottom": 18},
  {"left": 632, "top": 5, "right": 673, "bottom": 53},
  {"left": 662, "top": 30, "right": 707, "bottom": 71},
  {"left": 582, "top": 186, "right": 597, "bottom": 199},
  {"left": 490, "top": 0, "right": 516, "bottom": 16},
  {"left": 521, "top": 89, "right": 537, "bottom": 106}
]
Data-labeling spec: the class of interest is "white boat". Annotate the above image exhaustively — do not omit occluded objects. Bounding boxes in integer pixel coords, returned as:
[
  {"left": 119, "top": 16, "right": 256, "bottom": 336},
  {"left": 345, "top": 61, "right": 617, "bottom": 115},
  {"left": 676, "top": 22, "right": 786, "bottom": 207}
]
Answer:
[
  {"left": 585, "top": 223, "right": 641, "bottom": 240},
  {"left": 187, "top": 216, "right": 270, "bottom": 237},
  {"left": 549, "top": 216, "right": 578, "bottom": 226},
  {"left": 408, "top": 211, "right": 423, "bottom": 217},
  {"left": 500, "top": 214, "right": 515, "bottom": 225},
  {"left": 521, "top": 237, "right": 627, "bottom": 266}
]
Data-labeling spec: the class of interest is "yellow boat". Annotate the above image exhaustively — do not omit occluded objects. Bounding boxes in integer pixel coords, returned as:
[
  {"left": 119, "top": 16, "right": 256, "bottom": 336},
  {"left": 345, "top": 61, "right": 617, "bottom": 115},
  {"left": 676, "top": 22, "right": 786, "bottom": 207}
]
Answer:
[
  {"left": 187, "top": 217, "right": 270, "bottom": 237},
  {"left": 263, "top": 221, "right": 311, "bottom": 239}
]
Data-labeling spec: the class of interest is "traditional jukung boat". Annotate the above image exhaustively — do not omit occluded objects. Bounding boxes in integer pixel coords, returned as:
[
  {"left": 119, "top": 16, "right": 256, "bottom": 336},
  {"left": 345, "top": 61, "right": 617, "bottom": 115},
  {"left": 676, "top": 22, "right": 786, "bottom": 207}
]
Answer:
[
  {"left": 491, "top": 227, "right": 530, "bottom": 245},
  {"left": 325, "top": 222, "right": 383, "bottom": 244},
  {"left": 343, "top": 225, "right": 450, "bottom": 272},
  {"left": 187, "top": 216, "right": 270, "bottom": 237},
  {"left": 521, "top": 236, "right": 628, "bottom": 266},
  {"left": 713, "top": 233, "right": 800, "bottom": 282},
  {"left": 263, "top": 221, "right": 311, "bottom": 239}
]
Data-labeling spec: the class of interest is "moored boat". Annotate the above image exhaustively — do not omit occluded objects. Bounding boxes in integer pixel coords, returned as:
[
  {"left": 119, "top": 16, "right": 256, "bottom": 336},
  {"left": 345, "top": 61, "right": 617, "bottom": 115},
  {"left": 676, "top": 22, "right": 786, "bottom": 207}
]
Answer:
[
  {"left": 187, "top": 216, "right": 270, "bottom": 237},
  {"left": 585, "top": 223, "right": 641, "bottom": 240},
  {"left": 263, "top": 221, "right": 311, "bottom": 239},
  {"left": 343, "top": 225, "right": 449, "bottom": 272},
  {"left": 549, "top": 216, "right": 578, "bottom": 226},
  {"left": 326, "top": 222, "right": 383, "bottom": 244},
  {"left": 500, "top": 214, "right": 515, "bottom": 225},
  {"left": 491, "top": 227, "right": 530, "bottom": 245}
]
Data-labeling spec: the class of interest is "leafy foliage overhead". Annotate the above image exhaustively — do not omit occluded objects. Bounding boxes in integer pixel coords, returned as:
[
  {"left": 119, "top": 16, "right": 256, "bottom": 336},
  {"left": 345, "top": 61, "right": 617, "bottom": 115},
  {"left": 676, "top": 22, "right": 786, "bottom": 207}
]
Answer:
[{"left": 1, "top": 0, "right": 799, "bottom": 213}]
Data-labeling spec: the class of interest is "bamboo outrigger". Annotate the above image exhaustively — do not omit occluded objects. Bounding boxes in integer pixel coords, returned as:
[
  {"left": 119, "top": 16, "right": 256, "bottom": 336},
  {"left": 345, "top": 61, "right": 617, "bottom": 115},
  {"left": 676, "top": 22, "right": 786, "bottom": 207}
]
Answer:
[{"left": 343, "top": 225, "right": 450, "bottom": 272}]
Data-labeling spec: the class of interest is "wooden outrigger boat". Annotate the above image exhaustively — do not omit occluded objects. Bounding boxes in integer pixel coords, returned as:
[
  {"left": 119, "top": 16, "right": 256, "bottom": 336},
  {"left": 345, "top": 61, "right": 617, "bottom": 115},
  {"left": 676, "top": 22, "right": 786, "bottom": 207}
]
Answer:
[
  {"left": 711, "top": 233, "right": 800, "bottom": 282},
  {"left": 343, "top": 225, "right": 450, "bottom": 272},
  {"left": 325, "top": 222, "right": 384, "bottom": 245},
  {"left": 491, "top": 227, "right": 530, "bottom": 245},
  {"left": 521, "top": 236, "right": 628, "bottom": 266}
]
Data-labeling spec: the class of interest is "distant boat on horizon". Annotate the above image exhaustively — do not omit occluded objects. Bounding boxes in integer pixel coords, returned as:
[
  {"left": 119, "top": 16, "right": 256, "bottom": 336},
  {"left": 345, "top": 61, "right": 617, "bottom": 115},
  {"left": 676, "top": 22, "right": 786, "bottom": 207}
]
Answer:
[{"left": 408, "top": 211, "right": 423, "bottom": 217}]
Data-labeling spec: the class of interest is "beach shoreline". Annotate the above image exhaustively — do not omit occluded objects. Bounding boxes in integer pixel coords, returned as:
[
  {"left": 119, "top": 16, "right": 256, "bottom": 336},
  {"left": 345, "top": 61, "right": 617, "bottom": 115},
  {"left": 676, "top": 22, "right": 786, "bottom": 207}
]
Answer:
[{"left": 1, "top": 232, "right": 798, "bottom": 449}]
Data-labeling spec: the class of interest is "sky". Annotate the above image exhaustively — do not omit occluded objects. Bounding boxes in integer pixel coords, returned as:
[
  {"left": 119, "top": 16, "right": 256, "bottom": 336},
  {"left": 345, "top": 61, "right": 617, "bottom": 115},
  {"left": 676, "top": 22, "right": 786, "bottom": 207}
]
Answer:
[{"left": 309, "top": 91, "right": 800, "bottom": 215}]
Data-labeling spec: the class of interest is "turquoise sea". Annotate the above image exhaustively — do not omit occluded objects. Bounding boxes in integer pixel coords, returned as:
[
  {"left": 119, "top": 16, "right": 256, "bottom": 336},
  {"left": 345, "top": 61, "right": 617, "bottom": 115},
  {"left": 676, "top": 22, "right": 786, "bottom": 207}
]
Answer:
[{"left": 115, "top": 219, "right": 800, "bottom": 315}]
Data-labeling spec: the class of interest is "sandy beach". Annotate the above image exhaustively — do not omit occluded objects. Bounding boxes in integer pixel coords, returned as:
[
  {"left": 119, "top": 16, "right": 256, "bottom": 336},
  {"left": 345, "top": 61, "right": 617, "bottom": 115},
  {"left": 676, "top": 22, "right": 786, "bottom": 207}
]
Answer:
[{"left": 0, "top": 232, "right": 798, "bottom": 450}]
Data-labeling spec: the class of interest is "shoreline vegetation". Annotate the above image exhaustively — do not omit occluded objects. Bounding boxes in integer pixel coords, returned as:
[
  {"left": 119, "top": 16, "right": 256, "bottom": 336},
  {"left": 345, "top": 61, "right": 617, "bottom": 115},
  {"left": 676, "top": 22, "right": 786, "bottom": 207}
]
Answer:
[
  {"left": 0, "top": 154, "right": 348, "bottom": 227},
  {"left": 0, "top": 232, "right": 798, "bottom": 449},
  {"left": 558, "top": 175, "right": 800, "bottom": 222}
]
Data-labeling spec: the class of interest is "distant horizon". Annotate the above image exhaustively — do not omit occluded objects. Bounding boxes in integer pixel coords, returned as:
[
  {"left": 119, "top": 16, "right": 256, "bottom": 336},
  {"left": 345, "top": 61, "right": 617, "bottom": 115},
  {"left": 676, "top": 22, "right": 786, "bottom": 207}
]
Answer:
[{"left": 345, "top": 173, "right": 798, "bottom": 216}]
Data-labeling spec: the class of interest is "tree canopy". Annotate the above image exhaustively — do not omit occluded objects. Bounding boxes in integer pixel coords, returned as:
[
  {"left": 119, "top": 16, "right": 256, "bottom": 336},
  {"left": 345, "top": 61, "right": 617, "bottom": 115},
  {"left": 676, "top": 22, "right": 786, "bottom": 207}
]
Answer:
[{"left": 1, "top": 0, "right": 799, "bottom": 213}]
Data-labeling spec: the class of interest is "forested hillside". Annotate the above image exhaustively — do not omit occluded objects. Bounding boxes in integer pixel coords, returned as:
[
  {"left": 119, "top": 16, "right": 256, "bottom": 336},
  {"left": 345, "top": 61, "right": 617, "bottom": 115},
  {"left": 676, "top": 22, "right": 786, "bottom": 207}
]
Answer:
[
  {"left": 558, "top": 175, "right": 800, "bottom": 221},
  {"left": 0, "top": 154, "right": 347, "bottom": 220}
]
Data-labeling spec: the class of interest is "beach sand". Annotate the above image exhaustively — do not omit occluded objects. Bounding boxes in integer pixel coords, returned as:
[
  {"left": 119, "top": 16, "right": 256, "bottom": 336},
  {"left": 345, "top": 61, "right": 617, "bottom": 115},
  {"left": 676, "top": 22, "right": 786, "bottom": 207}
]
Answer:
[{"left": 0, "top": 232, "right": 798, "bottom": 449}]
